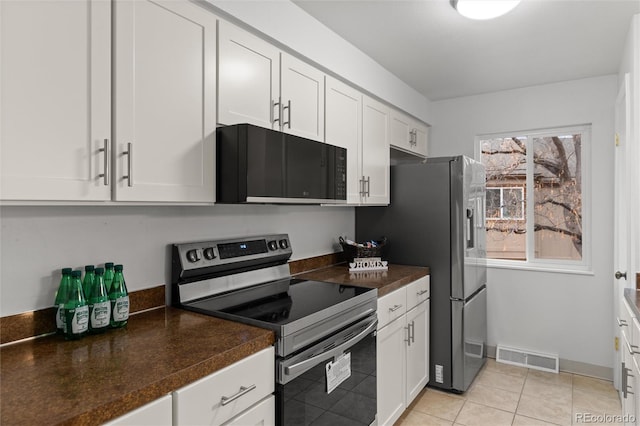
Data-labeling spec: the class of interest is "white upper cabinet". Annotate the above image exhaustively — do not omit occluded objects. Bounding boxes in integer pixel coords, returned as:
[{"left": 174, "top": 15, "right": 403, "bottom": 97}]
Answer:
[
  {"left": 218, "top": 21, "right": 325, "bottom": 142},
  {"left": 325, "top": 76, "right": 362, "bottom": 204},
  {"left": 362, "top": 95, "right": 390, "bottom": 205},
  {"left": 390, "top": 109, "right": 428, "bottom": 158},
  {"left": 217, "top": 21, "right": 280, "bottom": 130},
  {"left": 113, "top": 0, "right": 216, "bottom": 202},
  {"left": 1, "top": 0, "right": 111, "bottom": 201},
  {"left": 280, "top": 53, "right": 325, "bottom": 141}
]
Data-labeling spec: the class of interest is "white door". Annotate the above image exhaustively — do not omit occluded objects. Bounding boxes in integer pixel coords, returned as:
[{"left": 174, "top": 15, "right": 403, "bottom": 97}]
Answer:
[
  {"left": 362, "top": 95, "right": 390, "bottom": 205},
  {"left": 614, "top": 73, "right": 631, "bottom": 391},
  {"left": 280, "top": 53, "right": 325, "bottom": 142},
  {"left": 413, "top": 123, "right": 429, "bottom": 157},
  {"left": 325, "top": 76, "right": 362, "bottom": 204},
  {"left": 0, "top": 0, "right": 111, "bottom": 201},
  {"left": 218, "top": 21, "right": 280, "bottom": 129},
  {"left": 390, "top": 110, "right": 412, "bottom": 153},
  {"left": 406, "top": 301, "right": 429, "bottom": 405},
  {"left": 114, "top": 0, "right": 216, "bottom": 202},
  {"left": 377, "top": 317, "right": 407, "bottom": 426}
]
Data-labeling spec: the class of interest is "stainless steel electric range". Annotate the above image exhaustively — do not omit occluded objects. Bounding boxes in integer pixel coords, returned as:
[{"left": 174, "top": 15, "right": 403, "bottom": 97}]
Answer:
[{"left": 171, "top": 234, "right": 378, "bottom": 426}]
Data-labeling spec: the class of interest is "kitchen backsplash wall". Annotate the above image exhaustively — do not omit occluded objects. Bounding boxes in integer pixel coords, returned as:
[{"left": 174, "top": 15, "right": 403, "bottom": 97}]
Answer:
[{"left": 0, "top": 205, "right": 354, "bottom": 317}]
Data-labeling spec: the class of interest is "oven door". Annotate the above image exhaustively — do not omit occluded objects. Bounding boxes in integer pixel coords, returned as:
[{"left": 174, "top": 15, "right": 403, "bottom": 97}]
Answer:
[{"left": 275, "top": 315, "right": 377, "bottom": 426}]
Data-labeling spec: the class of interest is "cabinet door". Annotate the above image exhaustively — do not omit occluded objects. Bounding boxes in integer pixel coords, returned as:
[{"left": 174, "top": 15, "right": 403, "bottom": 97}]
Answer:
[
  {"left": 406, "top": 300, "right": 429, "bottom": 405},
  {"left": 377, "top": 317, "right": 407, "bottom": 426},
  {"left": 280, "top": 53, "right": 325, "bottom": 142},
  {"left": 413, "top": 122, "right": 429, "bottom": 157},
  {"left": 114, "top": 0, "right": 216, "bottom": 202},
  {"left": 218, "top": 21, "right": 280, "bottom": 129},
  {"left": 325, "top": 76, "right": 361, "bottom": 204},
  {"left": 623, "top": 341, "right": 636, "bottom": 426},
  {"left": 362, "top": 95, "right": 390, "bottom": 205},
  {"left": 1, "top": 0, "right": 111, "bottom": 201},
  {"left": 390, "top": 110, "right": 412, "bottom": 153},
  {"left": 104, "top": 395, "right": 172, "bottom": 426}
]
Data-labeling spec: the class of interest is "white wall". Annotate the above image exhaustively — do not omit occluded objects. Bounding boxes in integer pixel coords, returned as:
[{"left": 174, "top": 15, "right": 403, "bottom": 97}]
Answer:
[
  {"left": 0, "top": 205, "right": 354, "bottom": 316},
  {"left": 203, "top": 0, "right": 432, "bottom": 124},
  {"left": 431, "top": 75, "right": 618, "bottom": 369}
]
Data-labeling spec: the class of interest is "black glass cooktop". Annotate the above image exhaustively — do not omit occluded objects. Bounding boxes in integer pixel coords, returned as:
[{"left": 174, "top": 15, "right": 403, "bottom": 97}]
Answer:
[{"left": 185, "top": 278, "right": 374, "bottom": 327}]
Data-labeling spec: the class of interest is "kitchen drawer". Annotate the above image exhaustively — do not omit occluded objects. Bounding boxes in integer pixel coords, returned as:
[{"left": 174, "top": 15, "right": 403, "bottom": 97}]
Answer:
[
  {"left": 378, "top": 287, "right": 406, "bottom": 329},
  {"left": 620, "top": 298, "right": 635, "bottom": 345},
  {"left": 172, "top": 347, "right": 274, "bottom": 426},
  {"left": 406, "top": 276, "right": 430, "bottom": 311},
  {"left": 224, "top": 395, "right": 275, "bottom": 426}
]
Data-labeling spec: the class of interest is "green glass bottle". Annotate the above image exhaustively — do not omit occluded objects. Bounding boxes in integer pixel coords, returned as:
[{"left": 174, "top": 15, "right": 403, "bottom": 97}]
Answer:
[
  {"left": 88, "top": 267, "right": 111, "bottom": 333},
  {"left": 65, "top": 270, "right": 89, "bottom": 340},
  {"left": 109, "top": 264, "right": 129, "bottom": 328},
  {"left": 82, "top": 265, "right": 95, "bottom": 300},
  {"left": 54, "top": 268, "right": 72, "bottom": 335},
  {"left": 104, "top": 262, "right": 115, "bottom": 292}
]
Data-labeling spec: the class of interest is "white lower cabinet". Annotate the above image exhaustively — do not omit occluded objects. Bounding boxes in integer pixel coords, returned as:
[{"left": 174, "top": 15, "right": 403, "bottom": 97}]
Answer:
[
  {"left": 377, "top": 277, "right": 430, "bottom": 426},
  {"left": 172, "top": 347, "right": 275, "bottom": 425},
  {"left": 104, "top": 394, "right": 172, "bottom": 426}
]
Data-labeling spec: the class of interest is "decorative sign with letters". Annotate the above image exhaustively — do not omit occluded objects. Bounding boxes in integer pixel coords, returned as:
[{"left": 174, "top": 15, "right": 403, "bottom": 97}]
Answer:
[{"left": 348, "top": 257, "right": 388, "bottom": 272}]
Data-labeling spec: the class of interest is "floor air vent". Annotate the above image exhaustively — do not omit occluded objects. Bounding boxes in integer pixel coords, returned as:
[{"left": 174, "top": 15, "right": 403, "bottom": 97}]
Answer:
[{"left": 496, "top": 345, "right": 559, "bottom": 373}]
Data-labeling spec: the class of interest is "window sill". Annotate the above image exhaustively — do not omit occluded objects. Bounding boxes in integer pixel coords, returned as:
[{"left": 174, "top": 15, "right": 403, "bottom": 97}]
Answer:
[{"left": 486, "top": 260, "right": 594, "bottom": 276}]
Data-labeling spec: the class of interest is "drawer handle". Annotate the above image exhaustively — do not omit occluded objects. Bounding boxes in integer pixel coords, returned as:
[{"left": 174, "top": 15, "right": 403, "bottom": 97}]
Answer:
[
  {"left": 389, "top": 304, "right": 403, "bottom": 312},
  {"left": 627, "top": 340, "right": 640, "bottom": 355},
  {"left": 618, "top": 318, "right": 628, "bottom": 327},
  {"left": 220, "top": 384, "right": 256, "bottom": 406},
  {"left": 417, "top": 290, "right": 429, "bottom": 296}
]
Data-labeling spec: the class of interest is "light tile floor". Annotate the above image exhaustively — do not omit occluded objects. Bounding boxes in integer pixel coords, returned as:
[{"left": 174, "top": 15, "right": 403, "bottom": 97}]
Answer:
[{"left": 395, "top": 359, "right": 622, "bottom": 426}]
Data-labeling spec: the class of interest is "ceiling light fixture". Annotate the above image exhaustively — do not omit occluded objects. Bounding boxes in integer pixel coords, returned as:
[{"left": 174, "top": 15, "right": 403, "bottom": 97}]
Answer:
[{"left": 450, "top": 0, "right": 521, "bottom": 20}]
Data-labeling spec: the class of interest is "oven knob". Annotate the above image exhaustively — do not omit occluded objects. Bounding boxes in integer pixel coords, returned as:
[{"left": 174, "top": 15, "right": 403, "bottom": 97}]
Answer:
[
  {"left": 203, "top": 247, "right": 216, "bottom": 260},
  {"left": 268, "top": 240, "right": 278, "bottom": 251},
  {"left": 186, "top": 249, "right": 201, "bottom": 263},
  {"left": 279, "top": 239, "right": 289, "bottom": 249}
]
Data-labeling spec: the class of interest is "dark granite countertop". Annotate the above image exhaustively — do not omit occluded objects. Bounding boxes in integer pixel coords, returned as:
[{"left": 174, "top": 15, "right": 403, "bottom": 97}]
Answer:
[
  {"left": 295, "top": 263, "right": 430, "bottom": 297},
  {"left": 0, "top": 307, "right": 274, "bottom": 426}
]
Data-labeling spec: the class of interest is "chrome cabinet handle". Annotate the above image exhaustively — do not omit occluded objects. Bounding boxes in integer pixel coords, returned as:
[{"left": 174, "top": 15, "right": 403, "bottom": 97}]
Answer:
[
  {"left": 410, "top": 320, "right": 415, "bottom": 343},
  {"left": 618, "top": 318, "right": 628, "bottom": 327},
  {"left": 405, "top": 325, "right": 411, "bottom": 346},
  {"left": 366, "top": 176, "right": 371, "bottom": 197},
  {"left": 98, "top": 139, "right": 109, "bottom": 186},
  {"left": 220, "top": 384, "right": 256, "bottom": 406},
  {"left": 417, "top": 289, "right": 429, "bottom": 296},
  {"left": 360, "top": 176, "right": 366, "bottom": 197},
  {"left": 271, "top": 99, "right": 281, "bottom": 125},
  {"left": 388, "top": 304, "right": 403, "bottom": 313},
  {"left": 122, "top": 143, "right": 133, "bottom": 187},
  {"left": 282, "top": 100, "right": 291, "bottom": 129},
  {"left": 626, "top": 340, "right": 640, "bottom": 355}
]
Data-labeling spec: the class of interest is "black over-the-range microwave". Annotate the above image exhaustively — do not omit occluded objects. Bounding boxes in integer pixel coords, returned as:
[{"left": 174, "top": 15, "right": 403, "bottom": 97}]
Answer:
[{"left": 216, "top": 124, "right": 347, "bottom": 204}]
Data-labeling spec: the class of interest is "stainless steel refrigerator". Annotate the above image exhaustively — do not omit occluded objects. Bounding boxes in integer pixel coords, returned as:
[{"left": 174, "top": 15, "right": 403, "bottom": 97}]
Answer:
[{"left": 356, "top": 155, "right": 487, "bottom": 393}]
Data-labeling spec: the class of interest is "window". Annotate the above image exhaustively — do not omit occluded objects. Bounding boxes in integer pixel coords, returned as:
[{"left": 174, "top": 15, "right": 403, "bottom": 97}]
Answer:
[
  {"left": 486, "top": 187, "right": 524, "bottom": 220},
  {"left": 478, "top": 125, "right": 591, "bottom": 271}
]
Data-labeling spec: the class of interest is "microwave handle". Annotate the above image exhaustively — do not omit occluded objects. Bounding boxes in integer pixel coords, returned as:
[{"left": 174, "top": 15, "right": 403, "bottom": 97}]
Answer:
[{"left": 284, "top": 316, "right": 377, "bottom": 378}]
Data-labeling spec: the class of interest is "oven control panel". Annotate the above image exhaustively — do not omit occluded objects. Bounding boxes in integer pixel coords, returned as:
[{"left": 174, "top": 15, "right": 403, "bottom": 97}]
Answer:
[{"left": 172, "top": 234, "right": 293, "bottom": 277}]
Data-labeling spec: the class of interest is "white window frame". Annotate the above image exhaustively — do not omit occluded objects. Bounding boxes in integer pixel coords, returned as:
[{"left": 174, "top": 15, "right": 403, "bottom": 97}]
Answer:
[
  {"left": 486, "top": 186, "right": 525, "bottom": 220},
  {"left": 475, "top": 124, "right": 592, "bottom": 275}
]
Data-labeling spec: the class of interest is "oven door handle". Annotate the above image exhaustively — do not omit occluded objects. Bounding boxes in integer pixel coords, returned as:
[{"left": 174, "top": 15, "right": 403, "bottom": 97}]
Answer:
[{"left": 284, "top": 317, "right": 378, "bottom": 378}]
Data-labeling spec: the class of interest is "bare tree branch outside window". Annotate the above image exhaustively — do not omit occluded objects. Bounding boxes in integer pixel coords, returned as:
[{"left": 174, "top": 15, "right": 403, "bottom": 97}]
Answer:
[{"left": 481, "top": 132, "right": 583, "bottom": 262}]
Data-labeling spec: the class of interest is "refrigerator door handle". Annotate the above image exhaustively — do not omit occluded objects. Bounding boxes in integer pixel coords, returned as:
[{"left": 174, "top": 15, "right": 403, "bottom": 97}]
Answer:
[{"left": 466, "top": 208, "right": 475, "bottom": 249}]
